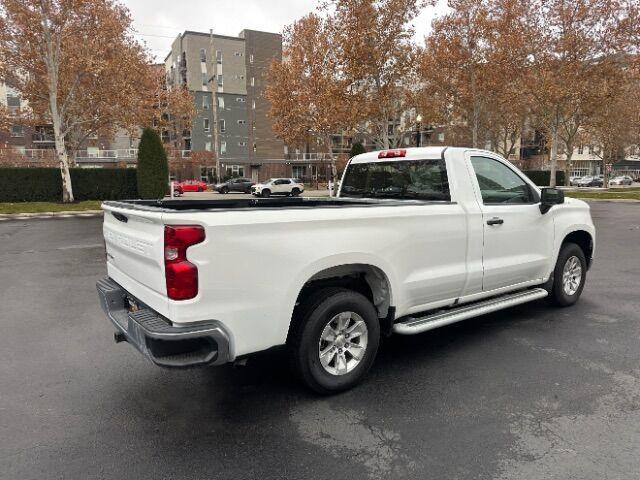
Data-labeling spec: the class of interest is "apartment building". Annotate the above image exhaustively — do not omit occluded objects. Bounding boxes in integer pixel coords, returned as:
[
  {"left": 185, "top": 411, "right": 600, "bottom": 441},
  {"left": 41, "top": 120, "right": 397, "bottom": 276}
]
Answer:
[
  {"left": 0, "top": 82, "right": 58, "bottom": 165},
  {"left": 164, "top": 29, "right": 285, "bottom": 181}
]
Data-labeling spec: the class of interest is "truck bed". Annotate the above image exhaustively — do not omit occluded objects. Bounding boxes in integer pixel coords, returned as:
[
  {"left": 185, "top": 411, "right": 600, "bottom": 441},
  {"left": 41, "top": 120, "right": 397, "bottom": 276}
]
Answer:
[{"left": 102, "top": 197, "right": 444, "bottom": 212}]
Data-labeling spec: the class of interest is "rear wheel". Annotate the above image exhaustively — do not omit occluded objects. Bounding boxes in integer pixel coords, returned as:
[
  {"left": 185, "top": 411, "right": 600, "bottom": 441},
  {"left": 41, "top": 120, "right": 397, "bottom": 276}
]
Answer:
[
  {"left": 547, "top": 242, "right": 587, "bottom": 307},
  {"left": 288, "top": 288, "right": 380, "bottom": 394}
]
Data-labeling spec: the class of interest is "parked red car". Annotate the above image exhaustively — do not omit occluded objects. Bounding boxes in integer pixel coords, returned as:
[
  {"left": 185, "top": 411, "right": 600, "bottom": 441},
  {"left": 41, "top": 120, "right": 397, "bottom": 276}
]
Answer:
[
  {"left": 171, "top": 183, "right": 184, "bottom": 196},
  {"left": 178, "top": 180, "right": 208, "bottom": 192}
]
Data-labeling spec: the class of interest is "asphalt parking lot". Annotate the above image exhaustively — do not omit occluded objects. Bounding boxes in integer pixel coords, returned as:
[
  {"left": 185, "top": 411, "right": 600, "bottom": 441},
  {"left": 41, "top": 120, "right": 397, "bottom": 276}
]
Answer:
[{"left": 1, "top": 202, "right": 639, "bottom": 480}]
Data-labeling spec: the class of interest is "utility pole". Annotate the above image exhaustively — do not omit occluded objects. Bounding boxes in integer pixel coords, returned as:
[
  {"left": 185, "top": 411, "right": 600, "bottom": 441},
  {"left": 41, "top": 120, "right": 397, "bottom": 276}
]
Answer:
[{"left": 210, "top": 29, "right": 221, "bottom": 183}]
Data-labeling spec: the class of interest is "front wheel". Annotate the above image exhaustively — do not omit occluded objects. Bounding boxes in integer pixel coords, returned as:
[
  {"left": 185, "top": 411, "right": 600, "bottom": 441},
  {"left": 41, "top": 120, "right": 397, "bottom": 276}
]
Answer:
[
  {"left": 291, "top": 188, "right": 301, "bottom": 197},
  {"left": 261, "top": 189, "right": 271, "bottom": 198},
  {"left": 547, "top": 242, "right": 587, "bottom": 307},
  {"left": 288, "top": 288, "right": 380, "bottom": 394},
  {"left": 220, "top": 187, "right": 229, "bottom": 194}
]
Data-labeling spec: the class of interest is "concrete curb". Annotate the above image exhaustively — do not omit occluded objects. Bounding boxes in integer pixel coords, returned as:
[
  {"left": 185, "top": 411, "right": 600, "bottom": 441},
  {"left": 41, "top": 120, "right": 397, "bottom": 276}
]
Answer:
[
  {"left": 0, "top": 210, "right": 103, "bottom": 221},
  {"left": 572, "top": 198, "right": 640, "bottom": 203}
]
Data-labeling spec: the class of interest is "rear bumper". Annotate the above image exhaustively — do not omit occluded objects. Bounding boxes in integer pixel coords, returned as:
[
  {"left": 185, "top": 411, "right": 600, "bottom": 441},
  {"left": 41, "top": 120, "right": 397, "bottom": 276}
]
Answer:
[{"left": 96, "top": 277, "right": 231, "bottom": 368}]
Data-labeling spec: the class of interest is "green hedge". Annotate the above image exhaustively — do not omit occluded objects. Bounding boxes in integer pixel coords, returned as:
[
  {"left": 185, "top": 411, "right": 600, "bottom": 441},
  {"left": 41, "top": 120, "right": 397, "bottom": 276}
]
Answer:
[
  {"left": 522, "top": 170, "right": 566, "bottom": 186},
  {"left": 0, "top": 167, "right": 138, "bottom": 202}
]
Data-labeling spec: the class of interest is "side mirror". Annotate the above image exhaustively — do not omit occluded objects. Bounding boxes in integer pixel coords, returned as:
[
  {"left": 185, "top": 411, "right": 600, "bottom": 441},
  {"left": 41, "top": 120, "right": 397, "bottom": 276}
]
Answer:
[{"left": 539, "top": 187, "right": 564, "bottom": 214}]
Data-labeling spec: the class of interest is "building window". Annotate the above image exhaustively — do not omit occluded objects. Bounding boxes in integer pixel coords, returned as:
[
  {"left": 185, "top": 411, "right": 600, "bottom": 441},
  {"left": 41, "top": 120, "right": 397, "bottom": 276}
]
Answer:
[
  {"left": 219, "top": 119, "right": 226, "bottom": 133},
  {"left": 226, "top": 164, "right": 244, "bottom": 177},
  {"left": 238, "top": 141, "right": 247, "bottom": 147},
  {"left": 200, "top": 48, "right": 206, "bottom": 62},
  {"left": 6, "top": 93, "right": 20, "bottom": 108},
  {"left": 10, "top": 125, "right": 24, "bottom": 137},
  {"left": 292, "top": 165, "right": 306, "bottom": 179},
  {"left": 217, "top": 74, "right": 223, "bottom": 87},
  {"left": 250, "top": 77, "right": 255, "bottom": 86},
  {"left": 218, "top": 96, "right": 224, "bottom": 109},
  {"left": 252, "top": 100, "right": 255, "bottom": 110},
  {"left": 216, "top": 50, "right": 222, "bottom": 64},
  {"left": 249, "top": 54, "right": 254, "bottom": 64},
  {"left": 253, "top": 143, "right": 257, "bottom": 153},
  {"left": 578, "top": 144, "right": 584, "bottom": 154},
  {"left": 237, "top": 120, "right": 247, "bottom": 125},
  {"left": 205, "top": 141, "right": 212, "bottom": 151},
  {"left": 202, "top": 73, "right": 208, "bottom": 86},
  {"left": 203, "top": 118, "right": 210, "bottom": 132},
  {"left": 220, "top": 141, "right": 227, "bottom": 154},
  {"left": 234, "top": 51, "right": 243, "bottom": 56},
  {"left": 202, "top": 96, "right": 210, "bottom": 109},
  {"left": 437, "top": 132, "right": 445, "bottom": 142},
  {"left": 236, "top": 97, "right": 245, "bottom": 102}
]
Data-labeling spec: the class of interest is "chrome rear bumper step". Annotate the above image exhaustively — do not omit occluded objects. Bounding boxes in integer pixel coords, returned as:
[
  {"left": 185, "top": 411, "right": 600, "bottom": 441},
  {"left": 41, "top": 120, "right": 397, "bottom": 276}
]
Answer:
[{"left": 393, "top": 288, "right": 548, "bottom": 335}]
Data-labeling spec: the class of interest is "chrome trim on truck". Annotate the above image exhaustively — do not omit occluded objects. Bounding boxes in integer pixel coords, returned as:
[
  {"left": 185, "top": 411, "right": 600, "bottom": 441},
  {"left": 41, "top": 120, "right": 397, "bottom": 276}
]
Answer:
[{"left": 96, "top": 277, "right": 230, "bottom": 368}]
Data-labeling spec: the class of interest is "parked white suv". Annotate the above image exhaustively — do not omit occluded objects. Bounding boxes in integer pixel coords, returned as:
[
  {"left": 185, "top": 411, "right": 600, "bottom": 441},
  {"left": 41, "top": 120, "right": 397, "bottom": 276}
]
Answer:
[
  {"left": 251, "top": 178, "right": 304, "bottom": 197},
  {"left": 97, "top": 147, "right": 595, "bottom": 393}
]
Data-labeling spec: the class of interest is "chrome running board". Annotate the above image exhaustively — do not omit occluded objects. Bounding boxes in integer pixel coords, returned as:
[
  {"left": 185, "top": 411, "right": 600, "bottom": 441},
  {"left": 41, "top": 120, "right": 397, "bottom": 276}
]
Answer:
[{"left": 393, "top": 288, "right": 548, "bottom": 335}]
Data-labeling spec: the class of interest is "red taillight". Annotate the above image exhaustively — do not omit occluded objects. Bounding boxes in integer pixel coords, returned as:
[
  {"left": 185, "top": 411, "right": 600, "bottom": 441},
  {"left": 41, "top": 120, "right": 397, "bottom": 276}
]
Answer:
[
  {"left": 164, "top": 225, "right": 205, "bottom": 300},
  {"left": 378, "top": 149, "right": 406, "bottom": 159}
]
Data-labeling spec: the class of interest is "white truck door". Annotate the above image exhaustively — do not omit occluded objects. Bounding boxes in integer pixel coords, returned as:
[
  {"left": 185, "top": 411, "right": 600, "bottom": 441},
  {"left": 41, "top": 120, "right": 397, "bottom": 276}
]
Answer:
[{"left": 468, "top": 154, "right": 554, "bottom": 292}]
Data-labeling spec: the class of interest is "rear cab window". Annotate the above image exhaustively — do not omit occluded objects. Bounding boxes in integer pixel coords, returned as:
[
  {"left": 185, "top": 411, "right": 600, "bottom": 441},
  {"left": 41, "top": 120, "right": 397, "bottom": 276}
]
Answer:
[{"left": 340, "top": 159, "right": 450, "bottom": 201}]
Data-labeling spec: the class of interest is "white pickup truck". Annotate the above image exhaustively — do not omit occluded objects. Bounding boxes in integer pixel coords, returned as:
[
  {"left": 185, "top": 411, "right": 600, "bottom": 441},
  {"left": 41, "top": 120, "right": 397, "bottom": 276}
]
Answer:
[{"left": 97, "top": 147, "right": 595, "bottom": 393}]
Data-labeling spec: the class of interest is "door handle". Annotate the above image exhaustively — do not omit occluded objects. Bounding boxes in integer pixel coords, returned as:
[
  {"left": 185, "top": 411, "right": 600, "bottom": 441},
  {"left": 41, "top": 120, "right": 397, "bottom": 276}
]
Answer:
[{"left": 487, "top": 217, "right": 504, "bottom": 225}]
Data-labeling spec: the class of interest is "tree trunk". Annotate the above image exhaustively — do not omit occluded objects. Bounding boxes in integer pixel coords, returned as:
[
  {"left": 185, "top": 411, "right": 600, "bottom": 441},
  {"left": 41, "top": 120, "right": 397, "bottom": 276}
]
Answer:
[
  {"left": 472, "top": 101, "right": 480, "bottom": 149},
  {"left": 49, "top": 86, "right": 74, "bottom": 202},
  {"left": 54, "top": 123, "right": 74, "bottom": 203},
  {"left": 563, "top": 140, "right": 573, "bottom": 187},
  {"left": 381, "top": 120, "right": 390, "bottom": 150},
  {"left": 40, "top": 2, "right": 74, "bottom": 202},
  {"left": 326, "top": 134, "right": 339, "bottom": 196},
  {"left": 549, "top": 121, "right": 559, "bottom": 188}
]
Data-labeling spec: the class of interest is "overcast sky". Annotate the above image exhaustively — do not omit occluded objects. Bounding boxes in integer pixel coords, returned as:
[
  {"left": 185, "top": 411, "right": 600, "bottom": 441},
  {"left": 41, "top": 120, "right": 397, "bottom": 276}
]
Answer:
[{"left": 122, "top": 0, "right": 449, "bottom": 61}]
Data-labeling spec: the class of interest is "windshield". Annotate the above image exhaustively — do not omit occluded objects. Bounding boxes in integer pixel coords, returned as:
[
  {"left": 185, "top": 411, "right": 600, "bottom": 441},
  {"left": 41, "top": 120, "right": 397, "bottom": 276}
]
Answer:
[{"left": 340, "top": 159, "right": 450, "bottom": 201}]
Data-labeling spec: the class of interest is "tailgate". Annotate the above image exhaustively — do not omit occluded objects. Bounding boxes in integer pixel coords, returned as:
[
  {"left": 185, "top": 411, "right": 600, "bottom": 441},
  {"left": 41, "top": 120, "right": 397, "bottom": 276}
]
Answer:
[{"left": 102, "top": 204, "right": 168, "bottom": 316}]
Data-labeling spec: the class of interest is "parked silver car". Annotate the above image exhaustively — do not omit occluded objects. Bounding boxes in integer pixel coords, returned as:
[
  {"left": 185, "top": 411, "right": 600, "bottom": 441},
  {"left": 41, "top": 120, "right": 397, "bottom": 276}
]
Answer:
[{"left": 609, "top": 175, "right": 633, "bottom": 186}]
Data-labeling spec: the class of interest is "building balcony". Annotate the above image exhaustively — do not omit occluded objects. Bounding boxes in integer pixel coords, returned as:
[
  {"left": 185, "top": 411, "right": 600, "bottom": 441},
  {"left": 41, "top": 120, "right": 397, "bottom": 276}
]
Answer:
[
  {"left": 75, "top": 149, "right": 138, "bottom": 163},
  {"left": 284, "top": 152, "right": 333, "bottom": 162}
]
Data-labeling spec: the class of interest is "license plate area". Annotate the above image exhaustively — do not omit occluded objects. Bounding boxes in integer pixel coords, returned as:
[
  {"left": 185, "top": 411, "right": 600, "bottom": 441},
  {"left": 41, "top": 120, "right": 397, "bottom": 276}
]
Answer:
[{"left": 126, "top": 296, "right": 141, "bottom": 313}]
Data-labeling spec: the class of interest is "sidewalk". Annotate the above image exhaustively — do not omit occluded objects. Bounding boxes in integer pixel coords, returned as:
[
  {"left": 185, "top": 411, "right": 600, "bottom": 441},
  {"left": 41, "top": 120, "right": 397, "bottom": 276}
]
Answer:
[{"left": 0, "top": 210, "right": 103, "bottom": 221}]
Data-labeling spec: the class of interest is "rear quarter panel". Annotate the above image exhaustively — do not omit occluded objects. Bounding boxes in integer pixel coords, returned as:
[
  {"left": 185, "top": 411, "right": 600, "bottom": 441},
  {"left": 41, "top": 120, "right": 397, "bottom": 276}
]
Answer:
[{"left": 164, "top": 203, "right": 467, "bottom": 357}]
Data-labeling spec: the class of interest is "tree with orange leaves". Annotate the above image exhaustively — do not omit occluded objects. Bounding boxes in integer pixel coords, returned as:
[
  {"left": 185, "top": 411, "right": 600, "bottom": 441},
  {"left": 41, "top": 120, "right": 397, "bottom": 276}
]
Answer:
[
  {"left": 525, "top": 0, "right": 634, "bottom": 186},
  {"left": 328, "top": 0, "right": 427, "bottom": 149},
  {"left": 0, "top": 0, "right": 153, "bottom": 202},
  {"left": 418, "top": 0, "right": 491, "bottom": 148},
  {"left": 265, "top": 13, "right": 353, "bottom": 191}
]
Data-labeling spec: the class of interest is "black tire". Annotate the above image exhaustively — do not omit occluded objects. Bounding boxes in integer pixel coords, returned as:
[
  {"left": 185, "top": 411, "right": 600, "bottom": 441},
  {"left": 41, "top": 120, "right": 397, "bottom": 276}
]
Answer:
[
  {"left": 261, "top": 189, "right": 271, "bottom": 198},
  {"left": 288, "top": 287, "right": 380, "bottom": 394},
  {"left": 547, "top": 242, "right": 587, "bottom": 307},
  {"left": 291, "top": 188, "right": 301, "bottom": 197},
  {"left": 221, "top": 187, "right": 229, "bottom": 194}
]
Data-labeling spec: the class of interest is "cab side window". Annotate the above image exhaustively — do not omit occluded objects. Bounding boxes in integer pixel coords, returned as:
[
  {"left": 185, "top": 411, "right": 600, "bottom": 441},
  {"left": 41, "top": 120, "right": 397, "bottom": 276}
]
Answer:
[{"left": 470, "top": 156, "right": 534, "bottom": 204}]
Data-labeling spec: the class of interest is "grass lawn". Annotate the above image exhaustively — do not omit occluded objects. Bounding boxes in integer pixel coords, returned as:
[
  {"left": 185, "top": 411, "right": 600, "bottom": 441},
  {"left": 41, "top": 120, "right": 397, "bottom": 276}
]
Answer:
[
  {"left": 0, "top": 200, "right": 103, "bottom": 215},
  {"left": 565, "top": 189, "right": 640, "bottom": 201}
]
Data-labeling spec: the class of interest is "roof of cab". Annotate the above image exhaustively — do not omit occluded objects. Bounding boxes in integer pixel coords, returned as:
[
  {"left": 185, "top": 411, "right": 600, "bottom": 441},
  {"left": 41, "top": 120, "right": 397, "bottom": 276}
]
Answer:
[{"left": 349, "top": 146, "right": 450, "bottom": 164}]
